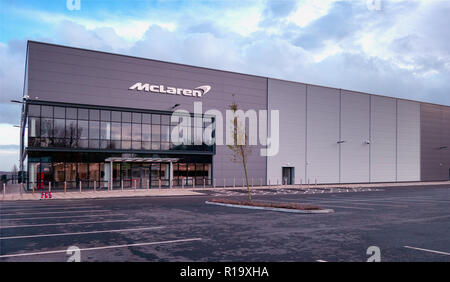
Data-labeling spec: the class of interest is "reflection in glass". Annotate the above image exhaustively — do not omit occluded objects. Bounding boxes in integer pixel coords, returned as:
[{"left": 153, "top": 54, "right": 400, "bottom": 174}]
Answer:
[
  {"left": 122, "top": 123, "right": 131, "bottom": 140},
  {"left": 78, "top": 120, "right": 88, "bottom": 139}
]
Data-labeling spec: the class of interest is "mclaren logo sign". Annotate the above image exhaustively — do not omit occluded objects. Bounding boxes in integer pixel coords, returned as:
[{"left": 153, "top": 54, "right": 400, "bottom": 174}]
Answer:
[{"left": 129, "top": 82, "right": 211, "bottom": 98}]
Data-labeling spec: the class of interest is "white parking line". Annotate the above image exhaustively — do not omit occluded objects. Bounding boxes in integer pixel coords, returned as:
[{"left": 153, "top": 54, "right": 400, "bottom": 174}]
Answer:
[
  {"left": 316, "top": 260, "right": 327, "bottom": 262},
  {"left": 404, "top": 246, "right": 450, "bottom": 256},
  {"left": 0, "top": 213, "right": 126, "bottom": 221},
  {"left": 0, "top": 219, "right": 139, "bottom": 229},
  {"left": 0, "top": 226, "right": 164, "bottom": 240},
  {"left": 1, "top": 209, "right": 112, "bottom": 216},
  {"left": 0, "top": 237, "right": 202, "bottom": 259}
]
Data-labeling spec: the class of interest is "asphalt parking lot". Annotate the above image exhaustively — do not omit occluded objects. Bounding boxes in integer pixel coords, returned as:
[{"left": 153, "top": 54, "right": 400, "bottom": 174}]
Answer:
[{"left": 0, "top": 184, "right": 449, "bottom": 262}]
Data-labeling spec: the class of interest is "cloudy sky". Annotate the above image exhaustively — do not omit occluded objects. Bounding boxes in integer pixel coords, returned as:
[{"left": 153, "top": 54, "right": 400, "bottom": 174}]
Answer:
[{"left": 0, "top": 0, "right": 449, "bottom": 171}]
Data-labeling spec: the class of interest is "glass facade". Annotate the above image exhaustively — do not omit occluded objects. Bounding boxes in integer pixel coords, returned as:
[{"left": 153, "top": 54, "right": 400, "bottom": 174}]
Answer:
[
  {"left": 27, "top": 104, "right": 214, "bottom": 152},
  {"left": 27, "top": 152, "right": 212, "bottom": 190},
  {"left": 25, "top": 103, "right": 215, "bottom": 190}
]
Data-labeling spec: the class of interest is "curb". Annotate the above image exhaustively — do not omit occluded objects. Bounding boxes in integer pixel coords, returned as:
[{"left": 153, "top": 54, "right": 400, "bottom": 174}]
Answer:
[{"left": 205, "top": 201, "right": 334, "bottom": 214}]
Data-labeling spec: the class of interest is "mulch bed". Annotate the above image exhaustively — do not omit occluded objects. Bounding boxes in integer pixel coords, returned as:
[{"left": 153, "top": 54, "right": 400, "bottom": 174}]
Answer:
[{"left": 210, "top": 198, "right": 322, "bottom": 210}]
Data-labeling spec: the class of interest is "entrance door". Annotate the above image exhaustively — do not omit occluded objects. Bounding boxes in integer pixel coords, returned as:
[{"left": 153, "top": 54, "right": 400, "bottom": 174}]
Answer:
[{"left": 282, "top": 167, "right": 294, "bottom": 185}]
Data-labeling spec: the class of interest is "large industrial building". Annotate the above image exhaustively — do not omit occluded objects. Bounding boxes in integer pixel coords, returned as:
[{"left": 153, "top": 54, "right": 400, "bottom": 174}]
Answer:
[{"left": 19, "top": 41, "right": 450, "bottom": 190}]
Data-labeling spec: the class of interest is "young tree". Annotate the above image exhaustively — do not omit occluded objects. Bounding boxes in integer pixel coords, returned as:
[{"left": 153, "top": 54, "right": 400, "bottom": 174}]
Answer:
[{"left": 227, "top": 95, "right": 253, "bottom": 203}]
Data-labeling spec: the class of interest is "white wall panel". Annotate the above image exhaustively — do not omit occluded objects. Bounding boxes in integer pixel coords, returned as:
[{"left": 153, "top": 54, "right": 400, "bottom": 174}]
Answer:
[
  {"left": 370, "top": 96, "right": 397, "bottom": 182},
  {"left": 397, "top": 100, "right": 421, "bottom": 181},
  {"left": 306, "top": 85, "right": 340, "bottom": 184},
  {"left": 340, "top": 91, "right": 370, "bottom": 183},
  {"left": 267, "top": 79, "right": 306, "bottom": 184}
]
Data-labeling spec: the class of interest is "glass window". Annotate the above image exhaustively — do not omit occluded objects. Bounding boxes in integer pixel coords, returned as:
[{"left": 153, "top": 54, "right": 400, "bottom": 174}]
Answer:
[
  {"left": 151, "top": 142, "right": 160, "bottom": 150},
  {"left": 78, "top": 120, "right": 89, "bottom": 139},
  {"left": 78, "top": 109, "right": 89, "bottom": 120},
  {"left": 161, "top": 126, "right": 170, "bottom": 142},
  {"left": 111, "top": 140, "right": 121, "bottom": 149},
  {"left": 89, "top": 121, "right": 100, "bottom": 139},
  {"left": 142, "top": 124, "right": 151, "bottom": 142},
  {"left": 29, "top": 117, "right": 40, "bottom": 137},
  {"left": 122, "top": 112, "right": 131, "bottom": 123},
  {"left": 28, "top": 105, "right": 40, "bottom": 117},
  {"left": 142, "top": 114, "right": 151, "bottom": 124},
  {"left": 101, "top": 110, "right": 110, "bottom": 121},
  {"left": 65, "top": 120, "right": 77, "bottom": 140},
  {"left": 122, "top": 123, "right": 131, "bottom": 140},
  {"left": 152, "top": 124, "right": 160, "bottom": 141},
  {"left": 89, "top": 163, "right": 100, "bottom": 181},
  {"left": 161, "top": 115, "right": 170, "bottom": 125},
  {"left": 54, "top": 119, "right": 65, "bottom": 138},
  {"left": 78, "top": 163, "right": 88, "bottom": 180},
  {"left": 132, "top": 124, "right": 141, "bottom": 141},
  {"left": 122, "top": 141, "right": 131, "bottom": 150},
  {"left": 53, "top": 162, "right": 65, "bottom": 182},
  {"left": 132, "top": 112, "right": 141, "bottom": 123},
  {"left": 89, "top": 140, "right": 99, "bottom": 149},
  {"left": 100, "top": 122, "right": 111, "bottom": 140},
  {"left": 65, "top": 163, "right": 77, "bottom": 182},
  {"left": 112, "top": 111, "right": 121, "bottom": 122},
  {"left": 152, "top": 114, "right": 160, "bottom": 124},
  {"left": 111, "top": 122, "right": 121, "bottom": 140},
  {"left": 132, "top": 141, "right": 141, "bottom": 150},
  {"left": 54, "top": 107, "right": 65, "bottom": 118},
  {"left": 78, "top": 140, "right": 89, "bottom": 148},
  {"left": 100, "top": 140, "right": 110, "bottom": 149},
  {"left": 142, "top": 141, "right": 151, "bottom": 150},
  {"left": 161, "top": 142, "right": 169, "bottom": 150},
  {"left": 89, "top": 109, "right": 100, "bottom": 121},
  {"left": 41, "top": 106, "right": 53, "bottom": 118},
  {"left": 41, "top": 118, "right": 53, "bottom": 137},
  {"left": 66, "top": 107, "right": 77, "bottom": 119}
]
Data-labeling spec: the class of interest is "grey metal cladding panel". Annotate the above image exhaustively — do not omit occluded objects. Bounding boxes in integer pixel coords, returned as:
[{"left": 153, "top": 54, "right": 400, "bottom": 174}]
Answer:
[
  {"left": 267, "top": 79, "right": 306, "bottom": 184},
  {"left": 306, "top": 85, "right": 340, "bottom": 183},
  {"left": 27, "top": 42, "right": 267, "bottom": 181},
  {"left": 443, "top": 106, "right": 450, "bottom": 180},
  {"left": 420, "top": 103, "right": 443, "bottom": 181},
  {"left": 340, "top": 90, "right": 370, "bottom": 183},
  {"left": 370, "top": 95, "right": 397, "bottom": 182},
  {"left": 397, "top": 100, "right": 421, "bottom": 181}
]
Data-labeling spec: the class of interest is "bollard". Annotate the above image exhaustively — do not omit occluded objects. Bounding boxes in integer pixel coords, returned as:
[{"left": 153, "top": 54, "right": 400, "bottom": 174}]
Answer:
[
  {"left": 147, "top": 179, "right": 150, "bottom": 190},
  {"left": 260, "top": 178, "right": 262, "bottom": 187},
  {"left": 233, "top": 178, "right": 235, "bottom": 188},
  {"left": 94, "top": 181, "right": 96, "bottom": 192},
  {"left": 213, "top": 178, "right": 216, "bottom": 188},
  {"left": 3, "top": 183, "right": 5, "bottom": 198},
  {"left": 203, "top": 178, "right": 206, "bottom": 189},
  {"left": 315, "top": 178, "right": 317, "bottom": 186},
  {"left": 159, "top": 179, "right": 161, "bottom": 189},
  {"left": 193, "top": 178, "right": 195, "bottom": 189},
  {"left": 79, "top": 181, "right": 82, "bottom": 193},
  {"left": 223, "top": 178, "right": 226, "bottom": 188},
  {"left": 182, "top": 178, "right": 184, "bottom": 189},
  {"left": 49, "top": 182, "right": 51, "bottom": 193},
  {"left": 242, "top": 178, "right": 244, "bottom": 188},
  {"left": 121, "top": 180, "right": 124, "bottom": 191},
  {"left": 277, "top": 179, "right": 279, "bottom": 186},
  {"left": 64, "top": 181, "right": 67, "bottom": 193},
  {"left": 134, "top": 179, "right": 137, "bottom": 191}
]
